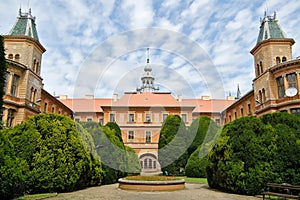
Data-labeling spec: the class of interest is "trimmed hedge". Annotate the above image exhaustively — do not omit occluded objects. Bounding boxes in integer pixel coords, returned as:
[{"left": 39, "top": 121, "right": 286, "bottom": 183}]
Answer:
[
  {"left": 6, "top": 114, "right": 102, "bottom": 194},
  {"left": 207, "top": 113, "right": 300, "bottom": 195}
]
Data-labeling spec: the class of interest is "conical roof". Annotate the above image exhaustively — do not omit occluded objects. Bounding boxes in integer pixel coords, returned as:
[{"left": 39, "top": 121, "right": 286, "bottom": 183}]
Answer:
[
  {"left": 256, "top": 12, "right": 286, "bottom": 43},
  {"left": 9, "top": 8, "right": 39, "bottom": 40}
]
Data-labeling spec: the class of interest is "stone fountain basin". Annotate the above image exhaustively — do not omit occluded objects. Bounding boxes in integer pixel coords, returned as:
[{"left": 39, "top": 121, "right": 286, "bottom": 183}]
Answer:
[{"left": 118, "top": 178, "right": 185, "bottom": 191}]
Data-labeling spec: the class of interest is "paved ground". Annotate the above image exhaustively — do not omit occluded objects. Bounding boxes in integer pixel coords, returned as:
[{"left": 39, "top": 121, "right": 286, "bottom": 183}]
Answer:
[{"left": 48, "top": 183, "right": 259, "bottom": 200}]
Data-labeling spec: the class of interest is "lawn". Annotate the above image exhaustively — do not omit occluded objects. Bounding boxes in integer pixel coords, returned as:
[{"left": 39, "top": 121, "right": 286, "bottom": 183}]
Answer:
[{"left": 177, "top": 176, "right": 208, "bottom": 184}]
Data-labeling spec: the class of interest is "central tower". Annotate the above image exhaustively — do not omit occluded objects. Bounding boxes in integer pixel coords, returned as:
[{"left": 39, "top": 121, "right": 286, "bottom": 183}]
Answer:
[{"left": 136, "top": 48, "right": 159, "bottom": 93}]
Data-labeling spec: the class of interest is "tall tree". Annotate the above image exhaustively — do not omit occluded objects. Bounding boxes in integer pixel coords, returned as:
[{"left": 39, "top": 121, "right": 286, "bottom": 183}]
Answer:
[{"left": 0, "top": 36, "right": 7, "bottom": 124}]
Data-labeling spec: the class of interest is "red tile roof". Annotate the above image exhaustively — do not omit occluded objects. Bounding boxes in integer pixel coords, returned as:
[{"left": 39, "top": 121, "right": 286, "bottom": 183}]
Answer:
[{"left": 59, "top": 92, "right": 235, "bottom": 113}]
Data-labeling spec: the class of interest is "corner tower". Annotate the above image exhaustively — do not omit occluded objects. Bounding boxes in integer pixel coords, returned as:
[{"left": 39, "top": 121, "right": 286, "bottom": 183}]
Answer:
[
  {"left": 4, "top": 8, "right": 46, "bottom": 76},
  {"left": 250, "top": 12, "right": 295, "bottom": 77},
  {"left": 2, "top": 8, "right": 46, "bottom": 126},
  {"left": 250, "top": 12, "right": 296, "bottom": 116}
]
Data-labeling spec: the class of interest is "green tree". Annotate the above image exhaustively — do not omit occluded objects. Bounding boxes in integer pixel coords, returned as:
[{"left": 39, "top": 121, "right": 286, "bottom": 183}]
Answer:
[
  {"left": 0, "top": 36, "right": 7, "bottom": 124},
  {"left": 185, "top": 116, "right": 220, "bottom": 178},
  {"left": 105, "top": 122, "right": 123, "bottom": 142},
  {"left": 207, "top": 113, "right": 300, "bottom": 195},
  {"left": 158, "top": 115, "right": 188, "bottom": 175},
  {"left": 80, "top": 121, "right": 140, "bottom": 184},
  {"left": 0, "top": 130, "right": 23, "bottom": 199},
  {"left": 7, "top": 114, "right": 102, "bottom": 194}
]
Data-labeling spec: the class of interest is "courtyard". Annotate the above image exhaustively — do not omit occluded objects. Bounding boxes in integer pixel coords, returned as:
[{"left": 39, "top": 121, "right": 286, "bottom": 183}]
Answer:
[{"left": 48, "top": 183, "right": 258, "bottom": 200}]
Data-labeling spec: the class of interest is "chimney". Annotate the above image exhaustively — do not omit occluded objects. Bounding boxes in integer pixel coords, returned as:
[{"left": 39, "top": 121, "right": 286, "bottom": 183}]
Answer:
[
  {"left": 178, "top": 94, "right": 182, "bottom": 102},
  {"left": 59, "top": 95, "right": 68, "bottom": 100},
  {"left": 201, "top": 96, "right": 211, "bottom": 100},
  {"left": 113, "top": 93, "right": 118, "bottom": 102},
  {"left": 85, "top": 94, "right": 94, "bottom": 99},
  {"left": 227, "top": 96, "right": 235, "bottom": 100}
]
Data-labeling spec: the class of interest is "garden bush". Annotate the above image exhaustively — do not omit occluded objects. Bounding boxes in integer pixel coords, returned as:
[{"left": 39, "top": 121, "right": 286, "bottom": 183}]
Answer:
[
  {"left": 7, "top": 114, "right": 102, "bottom": 194},
  {"left": 207, "top": 113, "right": 300, "bottom": 195},
  {"left": 0, "top": 130, "right": 23, "bottom": 199}
]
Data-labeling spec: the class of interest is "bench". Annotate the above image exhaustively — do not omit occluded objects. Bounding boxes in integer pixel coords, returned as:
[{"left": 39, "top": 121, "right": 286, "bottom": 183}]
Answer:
[{"left": 262, "top": 183, "right": 300, "bottom": 199}]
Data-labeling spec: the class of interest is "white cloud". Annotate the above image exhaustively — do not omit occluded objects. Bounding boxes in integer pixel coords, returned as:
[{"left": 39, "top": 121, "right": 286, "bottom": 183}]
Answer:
[{"left": 1, "top": 0, "right": 299, "bottom": 99}]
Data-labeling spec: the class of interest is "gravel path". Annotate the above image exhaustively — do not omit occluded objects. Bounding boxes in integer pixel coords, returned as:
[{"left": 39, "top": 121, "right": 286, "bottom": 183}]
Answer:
[{"left": 48, "top": 183, "right": 259, "bottom": 200}]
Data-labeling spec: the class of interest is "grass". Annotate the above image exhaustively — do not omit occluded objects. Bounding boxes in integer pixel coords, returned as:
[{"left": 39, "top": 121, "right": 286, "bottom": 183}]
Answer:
[
  {"left": 124, "top": 175, "right": 207, "bottom": 184},
  {"left": 124, "top": 175, "right": 181, "bottom": 181},
  {"left": 176, "top": 176, "right": 208, "bottom": 184},
  {"left": 17, "top": 193, "right": 57, "bottom": 199}
]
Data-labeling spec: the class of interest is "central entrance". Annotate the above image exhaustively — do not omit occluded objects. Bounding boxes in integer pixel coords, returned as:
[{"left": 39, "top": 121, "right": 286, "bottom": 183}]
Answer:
[{"left": 139, "top": 153, "right": 162, "bottom": 175}]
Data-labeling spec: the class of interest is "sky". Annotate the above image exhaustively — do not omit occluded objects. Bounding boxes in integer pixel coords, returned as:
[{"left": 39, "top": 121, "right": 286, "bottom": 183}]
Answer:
[{"left": 1, "top": 0, "right": 299, "bottom": 99}]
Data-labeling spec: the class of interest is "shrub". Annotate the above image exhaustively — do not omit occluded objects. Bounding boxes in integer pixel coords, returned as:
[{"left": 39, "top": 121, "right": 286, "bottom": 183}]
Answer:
[
  {"left": 7, "top": 114, "right": 102, "bottom": 194},
  {"left": 207, "top": 113, "right": 300, "bottom": 195},
  {"left": 0, "top": 130, "right": 23, "bottom": 199},
  {"left": 158, "top": 115, "right": 188, "bottom": 175}
]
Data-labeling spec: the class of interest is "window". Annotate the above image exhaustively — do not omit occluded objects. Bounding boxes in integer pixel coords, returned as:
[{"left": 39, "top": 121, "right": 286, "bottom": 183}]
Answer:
[
  {"left": 260, "top": 61, "right": 263, "bottom": 74},
  {"left": 181, "top": 114, "right": 187, "bottom": 123},
  {"left": 145, "top": 114, "right": 151, "bottom": 122},
  {"left": 248, "top": 104, "right": 251, "bottom": 115},
  {"left": 33, "top": 59, "right": 36, "bottom": 72},
  {"left": 44, "top": 102, "right": 48, "bottom": 113},
  {"left": 146, "top": 131, "right": 151, "bottom": 143},
  {"left": 277, "top": 76, "right": 285, "bottom": 98},
  {"left": 87, "top": 118, "right": 92, "bottom": 122},
  {"left": 241, "top": 108, "right": 244, "bottom": 117},
  {"left": 8, "top": 54, "right": 13, "bottom": 59},
  {"left": 11, "top": 74, "right": 19, "bottom": 96},
  {"left": 144, "top": 159, "right": 148, "bottom": 169},
  {"left": 14, "top": 54, "right": 20, "bottom": 61},
  {"left": 162, "top": 114, "right": 168, "bottom": 122},
  {"left": 282, "top": 57, "right": 287, "bottom": 62},
  {"left": 291, "top": 108, "right": 300, "bottom": 115},
  {"left": 256, "top": 64, "right": 260, "bottom": 76},
  {"left": 128, "top": 131, "right": 134, "bottom": 140},
  {"left": 6, "top": 109, "right": 15, "bottom": 127},
  {"left": 153, "top": 161, "right": 156, "bottom": 169},
  {"left": 287, "top": 73, "right": 297, "bottom": 89},
  {"left": 99, "top": 118, "right": 104, "bottom": 125},
  {"left": 128, "top": 113, "right": 134, "bottom": 122},
  {"left": 109, "top": 113, "right": 115, "bottom": 122},
  {"left": 215, "top": 118, "right": 220, "bottom": 125},
  {"left": 148, "top": 159, "right": 152, "bottom": 169},
  {"left": 52, "top": 106, "right": 55, "bottom": 113},
  {"left": 234, "top": 112, "right": 237, "bottom": 119},
  {"left": 75, "top": 118, "right": 80, "bottom": 122},
  {"left": 276, "top": 57, "right": 281, "bottom": 64},
  {"left": 3, "top": 72, "right": 9, "bottom": 94}
]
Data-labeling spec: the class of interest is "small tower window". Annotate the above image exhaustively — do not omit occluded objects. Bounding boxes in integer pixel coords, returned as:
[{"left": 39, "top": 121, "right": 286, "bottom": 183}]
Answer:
[
  {"left": 256, "top": 64, "right": 260, "bottom": 76},
  {"left": 259, "top": 61, "right": 263, "bottom": 74},
  {"left": 276, "top": 57, "right": 281, "bottom": 64},
  {"left": 282, "top": 57, "right": 287, "bottom": 62},
  {"left": 14, "top": 54, "right": 20, "bottom": 61}
]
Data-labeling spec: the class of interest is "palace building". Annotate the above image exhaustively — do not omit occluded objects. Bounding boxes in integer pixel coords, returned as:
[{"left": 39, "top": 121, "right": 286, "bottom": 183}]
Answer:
[
  {"left": 60, "top": 50, "right": 235, "bottom": 174},
  {"left": 2, "top": 8, "right": 72, "bottom": 127},
  {"left": 225, "top": 12, "right": 300, "bottom": 122},
  {"left": 3, "top": 8, "right": 299, "bottom": 175}
]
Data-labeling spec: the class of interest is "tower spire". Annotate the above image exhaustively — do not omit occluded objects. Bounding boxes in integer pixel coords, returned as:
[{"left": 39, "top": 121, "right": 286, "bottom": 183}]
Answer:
[{"left": 136, "top": 48, "right": 159, "bottom": 93}]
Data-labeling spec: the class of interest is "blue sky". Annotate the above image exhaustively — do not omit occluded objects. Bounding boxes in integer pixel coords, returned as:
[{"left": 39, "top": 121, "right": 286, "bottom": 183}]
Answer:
[{"left": 1, "top": 0, "right": 299, "bottom": 99}]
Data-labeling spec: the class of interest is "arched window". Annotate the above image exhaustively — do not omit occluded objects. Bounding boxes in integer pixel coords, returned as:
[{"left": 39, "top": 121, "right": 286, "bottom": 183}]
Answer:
[
  {"left": 36, "top": 62, "right": 40, "bottom": 74},
  {"left": 256, "top": 64, "right": 260, "bottom": 76},
  {"left": 259, "top": 90, "right": 262, "bottom": 104},
  {"left": 149, "top": 159, "right": 152, "bottom": 169},
  {"left": 276, "top": 57, "right": 281, "bottom": 64},
  {"left": 262, "top": 88, "right": 266, "bottom": 103},
  {"left": 260, "top": 61, "right": 263, "bottom": 74},
  {"left": 144, "top": 159, "right": 148, "bottom": 169},
  {"left": 30, "top": 87, "right": 34, "bottom": 101},
  {"left": 14, "top": 54, "right": 20, "bottom": 61},
  {"left": 33, "top": 59, "right": 36, "bottom": 72},
  {"left": 282, "top": 57, "right": 287, "bottom": 62}
]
